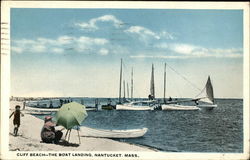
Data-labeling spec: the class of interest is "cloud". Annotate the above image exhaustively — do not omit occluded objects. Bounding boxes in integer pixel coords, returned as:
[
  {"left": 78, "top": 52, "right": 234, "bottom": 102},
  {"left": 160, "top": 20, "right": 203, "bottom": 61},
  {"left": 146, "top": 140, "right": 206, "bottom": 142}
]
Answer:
[
  {"left": 130, "top": 52, "right": 243, "bottom": 59},
  {"left": 99, "top": 48, "right": 109, "bottom": 55},
  {"left": 51, "top": 48, "right": 64, "bottom": 54},
  {"left": 31, "top": 45, "right": 46, "bottom": 53},
  {"left": 11, "top": 46, "right": 23, "bottom": 54},
  {"left": 75, "top": 14, "right": 123, "bottom": 31},
  {"left": 130, "top": 55, "right": 188, "bottom": 59},
  {"left": 11, "top": 35, "right": 121, "bottom": 55},
  {"left": 169, "top": 43, "right": 199, "bottom": 55},
  {"left": 12, "top": 33, "right": 136, "bottom": 56},
  {"left": 78, "top": 36, "right": 108, "bottom": 45},
  {"left": 75, "top": 14, "right": 175, "bottom": 43},
  {"left": 125, "top": 26, "right": 160, "bottom": 40},
  {"left": 154, "top": 42, "right": 243, "bottom": 58},
  {"left": 159, "top": 31, "right": 175, "bottom": 40},
  {"left": 124, "top": 25, "right": 175, "bottom": 43},
  {"left": 57, "top": 36, "right": 74, "bottom": 45}
]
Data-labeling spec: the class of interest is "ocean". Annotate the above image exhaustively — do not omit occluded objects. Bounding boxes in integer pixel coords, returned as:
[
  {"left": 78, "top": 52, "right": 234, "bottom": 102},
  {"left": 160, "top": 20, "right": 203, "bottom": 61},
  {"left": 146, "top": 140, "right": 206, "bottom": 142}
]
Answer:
[{"left": 31, "top": 98, "right": 243, "bottom": 153}]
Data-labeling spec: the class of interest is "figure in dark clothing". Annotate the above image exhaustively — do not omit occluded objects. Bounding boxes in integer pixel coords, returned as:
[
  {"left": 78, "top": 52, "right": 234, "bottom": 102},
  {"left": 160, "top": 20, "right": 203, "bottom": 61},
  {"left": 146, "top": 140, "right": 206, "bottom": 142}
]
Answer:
[
  {"left": 41, "top": 116, "right": 63, "bottom": 144},
  {"left": 9, "top": 105, "right": 24, "bottom": 136},
  {"left": 148, "top": 94, "right": 154, "bottom": 100},
  {"left": 49, "top": 100, "right": 53, "bottom": 108},
  {"left": 195, "top": 100, "right": 199, "bottom": 105},
  {"left": 168, "top": 97, "right": 172, "bottom": 101},
  {"left": 59, "top": 99, "right": 63, "bottom": 106}
]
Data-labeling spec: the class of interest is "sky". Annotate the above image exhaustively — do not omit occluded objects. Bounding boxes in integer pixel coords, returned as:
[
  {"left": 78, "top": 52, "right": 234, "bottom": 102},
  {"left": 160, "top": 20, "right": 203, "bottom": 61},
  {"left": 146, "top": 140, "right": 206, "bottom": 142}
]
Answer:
[{"left": 10, "top": 9, "right": 243, "bottom": 98}]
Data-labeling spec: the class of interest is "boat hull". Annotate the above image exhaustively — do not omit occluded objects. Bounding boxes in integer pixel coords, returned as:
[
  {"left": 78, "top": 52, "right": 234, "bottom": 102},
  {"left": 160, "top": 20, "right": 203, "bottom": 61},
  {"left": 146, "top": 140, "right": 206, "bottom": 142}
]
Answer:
[
  {"left": 161, "top": 104, "right": 200, "bottom": 111},
  {"left": 24, "top": 106, "right": 59, "bottom": 112},
  {"left": 80, "top": 126, "right": 148, "bottom": 138},
  {"left": 116, "top": 104, "right": 154, "bottom": 110},
  {"left": 101, "top": 105, "right": 115, "bottom": 110},
  {"left": 23, "top": 110, "right": 52, "bottom": 115},
  {"left": 197, "top": 104, "right": 217, "bottom": 110}
]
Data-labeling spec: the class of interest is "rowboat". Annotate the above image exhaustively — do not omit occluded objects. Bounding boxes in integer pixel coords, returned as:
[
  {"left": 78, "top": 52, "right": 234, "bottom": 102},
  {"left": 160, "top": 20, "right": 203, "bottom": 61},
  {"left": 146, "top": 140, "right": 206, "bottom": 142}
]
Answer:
[{"left": 80, "top": 126, "right": 148, "bottom": 138}]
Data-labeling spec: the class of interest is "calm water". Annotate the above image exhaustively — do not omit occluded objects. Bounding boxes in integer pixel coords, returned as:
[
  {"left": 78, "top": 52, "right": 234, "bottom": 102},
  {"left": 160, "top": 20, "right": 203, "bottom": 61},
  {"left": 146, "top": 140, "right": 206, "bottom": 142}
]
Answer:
[{"left": 32, "top": 98, "right": 243, "bottom": 153}]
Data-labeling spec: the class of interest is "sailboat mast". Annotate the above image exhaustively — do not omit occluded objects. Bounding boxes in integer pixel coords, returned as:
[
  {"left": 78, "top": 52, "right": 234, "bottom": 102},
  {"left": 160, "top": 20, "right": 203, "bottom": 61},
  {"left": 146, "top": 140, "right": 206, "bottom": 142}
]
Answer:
[
  {"left": 131, "top": 67, "right": 133, "bottom": 100},
  {"left": 119, "top": 59, "right": 122, "bottom": 103},
  {"left": 164, "top": 63, "right": 166, "bottom": 103},
  {"left": 123, "top": 80, "right": 126, "bottom": 100},
  {"left": 127, "top": 82, "right": 129, "bottom": 99},
  {"left": 150, "top": 64, "right": 155, "bottom": 99}
]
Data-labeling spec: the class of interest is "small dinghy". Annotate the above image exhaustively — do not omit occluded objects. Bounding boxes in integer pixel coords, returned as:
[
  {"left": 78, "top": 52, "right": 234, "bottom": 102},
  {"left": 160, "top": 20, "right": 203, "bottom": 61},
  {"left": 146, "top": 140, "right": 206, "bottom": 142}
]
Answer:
[{"left": 80, "top": 126, "right": 148, "bottom": 138}]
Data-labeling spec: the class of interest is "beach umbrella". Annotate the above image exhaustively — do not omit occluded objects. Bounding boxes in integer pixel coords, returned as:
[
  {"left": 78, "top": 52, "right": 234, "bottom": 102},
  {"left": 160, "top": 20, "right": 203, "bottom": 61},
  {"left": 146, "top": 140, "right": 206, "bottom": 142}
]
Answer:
[{"left": 55, "top": 102, "right": 88, "bottom": 143}]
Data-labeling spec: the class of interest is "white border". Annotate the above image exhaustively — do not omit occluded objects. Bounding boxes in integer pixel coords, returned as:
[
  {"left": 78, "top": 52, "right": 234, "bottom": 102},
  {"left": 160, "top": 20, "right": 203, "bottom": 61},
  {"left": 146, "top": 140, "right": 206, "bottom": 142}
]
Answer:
[{"left": 1, "top": 1, "right": 249, "bottom": 160}]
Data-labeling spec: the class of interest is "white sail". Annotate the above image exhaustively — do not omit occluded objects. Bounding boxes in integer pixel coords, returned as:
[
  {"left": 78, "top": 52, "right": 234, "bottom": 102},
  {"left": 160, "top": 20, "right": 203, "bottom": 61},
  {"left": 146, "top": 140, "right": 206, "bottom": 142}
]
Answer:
[
  {"left": 196, "top": 76, "right": 217, "bottom": 109},
  {"left": 198, "top": 76, "right": 215, "bottom": 104},
  {"left": 205, "top": 76, "right": 214, "bottom": 103}
]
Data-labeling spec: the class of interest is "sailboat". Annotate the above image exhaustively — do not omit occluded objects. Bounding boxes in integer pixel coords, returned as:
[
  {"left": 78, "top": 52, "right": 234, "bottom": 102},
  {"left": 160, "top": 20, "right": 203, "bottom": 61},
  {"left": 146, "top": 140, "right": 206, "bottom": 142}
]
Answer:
[
  {"left": 116, "top": 63, "right": 157, "bottom": 110},
  {"left": 161, "top": 63, "right": 200, "bottom": 111},
  {"left": 196, "top": 76, "right": 217, "bottom": 109}
]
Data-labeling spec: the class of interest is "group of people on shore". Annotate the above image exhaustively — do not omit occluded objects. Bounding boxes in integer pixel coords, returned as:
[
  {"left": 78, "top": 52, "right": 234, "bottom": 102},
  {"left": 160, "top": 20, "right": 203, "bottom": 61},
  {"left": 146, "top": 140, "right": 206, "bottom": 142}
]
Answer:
[{"left": 10, "top": 105, "right": 63, "bottom": 144}]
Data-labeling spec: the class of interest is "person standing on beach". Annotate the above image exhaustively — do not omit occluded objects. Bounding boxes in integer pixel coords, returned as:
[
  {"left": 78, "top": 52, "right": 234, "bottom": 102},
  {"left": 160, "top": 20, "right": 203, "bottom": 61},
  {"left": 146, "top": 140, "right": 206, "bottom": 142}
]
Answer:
[
  {"left": 9, "top": 105, "right": 24, "bottom": 136},
  {"left": 41, "top": 116, "right": 63, "bottom": 144}
]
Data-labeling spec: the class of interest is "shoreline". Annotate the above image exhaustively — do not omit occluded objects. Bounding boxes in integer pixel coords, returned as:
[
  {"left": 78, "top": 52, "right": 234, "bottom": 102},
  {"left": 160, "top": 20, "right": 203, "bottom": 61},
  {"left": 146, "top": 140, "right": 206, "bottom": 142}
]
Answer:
[{"left": 9, "top": 101, "right": 156, "bottom": 152}]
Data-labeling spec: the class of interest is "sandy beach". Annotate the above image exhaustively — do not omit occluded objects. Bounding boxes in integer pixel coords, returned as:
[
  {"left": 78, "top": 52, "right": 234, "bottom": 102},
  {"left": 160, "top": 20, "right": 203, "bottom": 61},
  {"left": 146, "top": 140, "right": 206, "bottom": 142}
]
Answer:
[{"left": 9, "top": 100, "right": 156, "bottom": 152}]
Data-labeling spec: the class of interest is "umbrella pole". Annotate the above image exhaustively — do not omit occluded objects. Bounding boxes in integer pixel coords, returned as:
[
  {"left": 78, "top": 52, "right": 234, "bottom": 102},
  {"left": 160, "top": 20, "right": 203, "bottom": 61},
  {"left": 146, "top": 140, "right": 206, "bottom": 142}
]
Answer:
[
  {"left": 68, "top": 129, "right": 71, "bottom": 142},
  {"left": 77, "top": 126, "right": 81, "bottom": 144},
  {"left": 65, "top": 130, "right": 69, "bottom": 140}
]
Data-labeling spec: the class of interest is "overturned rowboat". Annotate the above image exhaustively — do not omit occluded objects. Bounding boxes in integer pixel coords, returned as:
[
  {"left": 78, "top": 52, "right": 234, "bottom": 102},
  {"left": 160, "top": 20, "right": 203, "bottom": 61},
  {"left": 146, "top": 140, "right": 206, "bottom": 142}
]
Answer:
[{"left": 80, "top": 126, "right": 148, "bottom": 138}]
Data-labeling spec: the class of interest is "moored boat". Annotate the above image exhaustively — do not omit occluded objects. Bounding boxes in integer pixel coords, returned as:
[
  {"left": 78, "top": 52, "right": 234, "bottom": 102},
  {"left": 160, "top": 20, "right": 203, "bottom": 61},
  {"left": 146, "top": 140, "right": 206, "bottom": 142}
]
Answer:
[
  {"left": 80, "top": 126, "right": 148, "bottom": 138},
  {"left": 116, "top": 100, "right": 156, "bottom": 110},
  {"left": 161, "top": 63, "right": 200, "bottom": 111},
  {"left": 115, "top": 61, "right": 157, "bottom": 110},
  {"left": 196, "top": 76, "right": 218, "bottom": 110},
  {"left": 161, "top": 104, "right": 200, "bottom": 111}
]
